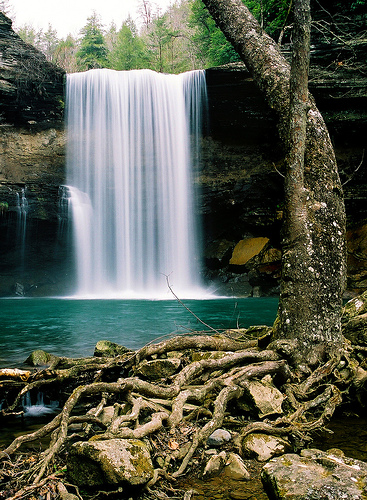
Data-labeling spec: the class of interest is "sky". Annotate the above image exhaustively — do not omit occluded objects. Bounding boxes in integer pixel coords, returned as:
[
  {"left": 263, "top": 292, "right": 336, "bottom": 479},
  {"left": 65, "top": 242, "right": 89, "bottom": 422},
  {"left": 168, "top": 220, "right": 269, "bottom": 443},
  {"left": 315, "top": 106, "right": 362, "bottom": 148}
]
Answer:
[{"left": 8, "top": 0, "right": 174, "bottom": 38}]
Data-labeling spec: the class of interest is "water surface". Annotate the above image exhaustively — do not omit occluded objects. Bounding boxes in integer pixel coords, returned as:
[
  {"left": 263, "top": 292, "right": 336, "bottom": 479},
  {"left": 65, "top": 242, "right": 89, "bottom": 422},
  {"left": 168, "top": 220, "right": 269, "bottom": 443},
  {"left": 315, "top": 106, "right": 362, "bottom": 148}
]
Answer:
[{"left": 0, "top": 297, "right": 278, "bottom": 367}]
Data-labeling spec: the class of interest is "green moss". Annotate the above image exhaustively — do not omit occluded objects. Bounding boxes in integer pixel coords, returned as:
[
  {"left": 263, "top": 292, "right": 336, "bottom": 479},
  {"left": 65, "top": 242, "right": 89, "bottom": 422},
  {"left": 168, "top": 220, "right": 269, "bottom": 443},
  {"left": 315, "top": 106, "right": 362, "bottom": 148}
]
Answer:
[{"left": 0, "top": 201, "right": 8, "bottom": 215}]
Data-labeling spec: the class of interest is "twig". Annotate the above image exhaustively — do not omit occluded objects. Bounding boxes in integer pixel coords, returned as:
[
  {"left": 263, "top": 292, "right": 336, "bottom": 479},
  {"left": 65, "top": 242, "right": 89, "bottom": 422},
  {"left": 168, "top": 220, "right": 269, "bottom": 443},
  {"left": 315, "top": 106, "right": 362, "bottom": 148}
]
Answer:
[
  {"left": 342, "top": 149, "right": 365, "bottom": 186},
  {"left": 6, "top": 472, "right": 62, "bottom": 500},
  {"left": 164, "top": 274, "right": 221, "bottom": 335},
  {"left": 272, "top": 162, "right": 285, "bottom": 178}
]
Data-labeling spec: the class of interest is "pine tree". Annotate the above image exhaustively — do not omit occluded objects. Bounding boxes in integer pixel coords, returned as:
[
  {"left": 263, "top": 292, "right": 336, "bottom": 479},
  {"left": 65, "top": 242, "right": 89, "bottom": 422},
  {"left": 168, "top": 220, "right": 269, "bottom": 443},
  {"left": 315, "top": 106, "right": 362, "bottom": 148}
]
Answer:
[{"left": 76, "top": 12, "right": 108, "bottom": 70}]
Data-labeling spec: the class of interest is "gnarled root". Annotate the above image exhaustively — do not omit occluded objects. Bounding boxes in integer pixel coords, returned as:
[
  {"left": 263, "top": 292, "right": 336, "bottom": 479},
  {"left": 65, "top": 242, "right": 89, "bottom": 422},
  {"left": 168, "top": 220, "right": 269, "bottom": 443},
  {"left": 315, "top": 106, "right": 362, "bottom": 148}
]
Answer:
[{"left": 0, "top": 332, "right": 356, "bottom": 499}]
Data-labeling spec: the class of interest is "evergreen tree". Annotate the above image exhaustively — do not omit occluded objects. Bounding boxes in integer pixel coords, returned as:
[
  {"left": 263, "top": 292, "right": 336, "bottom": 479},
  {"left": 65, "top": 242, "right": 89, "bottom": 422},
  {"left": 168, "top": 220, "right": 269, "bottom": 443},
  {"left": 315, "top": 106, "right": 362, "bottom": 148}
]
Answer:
[
  {"left": 76, "top": 12, "right": 108, "bottom": 70},
  {"left": 108, "top": 17, "right": 147, "bottom": 70},
  {"left": 146, "top": 14, "right": 176, "bottom": 72}
]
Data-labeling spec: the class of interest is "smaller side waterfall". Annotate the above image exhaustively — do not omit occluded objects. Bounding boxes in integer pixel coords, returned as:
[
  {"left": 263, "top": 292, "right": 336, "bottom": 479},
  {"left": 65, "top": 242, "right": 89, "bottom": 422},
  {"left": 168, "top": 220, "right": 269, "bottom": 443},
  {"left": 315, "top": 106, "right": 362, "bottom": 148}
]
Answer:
[
  {"left": 57, "top": 185, "right": 70, "bottom": 239},
  {"left": 66, "top": 68, "right": 207, "bottom": 298},
  {"left": 16, "top": 187, "right": 28, "bottom": 269}
]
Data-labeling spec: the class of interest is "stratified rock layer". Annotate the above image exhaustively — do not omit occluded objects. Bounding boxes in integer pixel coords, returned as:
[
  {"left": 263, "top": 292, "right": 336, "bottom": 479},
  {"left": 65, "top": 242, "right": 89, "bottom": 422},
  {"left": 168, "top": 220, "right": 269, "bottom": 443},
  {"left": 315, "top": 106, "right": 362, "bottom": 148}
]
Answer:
[{"left": 0, "top": 12, "right": 64, "bottom": 126}]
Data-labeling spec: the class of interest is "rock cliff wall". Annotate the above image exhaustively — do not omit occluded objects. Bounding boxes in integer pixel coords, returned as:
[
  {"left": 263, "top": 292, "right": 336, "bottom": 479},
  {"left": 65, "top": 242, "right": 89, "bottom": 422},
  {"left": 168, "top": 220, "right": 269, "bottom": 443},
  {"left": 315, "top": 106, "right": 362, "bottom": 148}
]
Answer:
[
  {"left": 0, "top": 12, "right": 366, "bottom": 297},
  {"left": 0, "top": 13, "right": 69, "bottom": 296},
  {"left": 202, "top": 49, "right": 367, "bottom": 296}
]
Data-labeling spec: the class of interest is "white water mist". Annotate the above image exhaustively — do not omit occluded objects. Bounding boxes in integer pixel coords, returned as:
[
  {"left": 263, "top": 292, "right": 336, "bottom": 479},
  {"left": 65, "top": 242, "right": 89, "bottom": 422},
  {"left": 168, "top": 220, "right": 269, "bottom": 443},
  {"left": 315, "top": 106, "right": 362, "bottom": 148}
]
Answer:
[{"left": 65, "top": 68, "right": 207, "bottom": 298}]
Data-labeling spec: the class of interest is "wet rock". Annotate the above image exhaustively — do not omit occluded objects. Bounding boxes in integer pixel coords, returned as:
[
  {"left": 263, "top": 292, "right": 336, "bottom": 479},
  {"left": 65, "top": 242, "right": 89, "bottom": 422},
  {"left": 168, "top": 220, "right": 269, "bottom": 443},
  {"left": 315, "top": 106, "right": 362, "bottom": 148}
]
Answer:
[
  {"left": 94, "top": 340, "right": 132, "bottom": 357},
  {"left": 342, "top": 290, "right": 367, "bottom": 322},
  {"left": 207, "top": 429, "right": 232, "bottom": 447},
  {"left": 204, "top": 239, "right": 235, "bottom": 269},
  {"left": 135, "top": 358, "right": 181, "bottom": 380},
  {"left": 67, "top": 438, "right": 154, "bottom": 488},
  {"left": 241, "top": 433, "right": 291, "bottom": 461},
  {"left": 261, "top": 448, "right": 367, "bottom": 500},
  {"left": 25, "top": 349, "right": 59, "bottom": 367},
  {"left": 201, "top": 451, "right": 227, "bottom": 479},
  {"left": 342, "top": 290, "right": 367, "bottom": 345},
  {"left": 223, "top": 453, "right": 250, "bottom": 481},
  {"left": 229, "top": 490, "right": 250, "bottom": 500},
  {"left": 241, "top": 377, "right": 284, "bottom": 418},
  {"left": 229, "top": 237, "right": 269, "bottom": 266}
]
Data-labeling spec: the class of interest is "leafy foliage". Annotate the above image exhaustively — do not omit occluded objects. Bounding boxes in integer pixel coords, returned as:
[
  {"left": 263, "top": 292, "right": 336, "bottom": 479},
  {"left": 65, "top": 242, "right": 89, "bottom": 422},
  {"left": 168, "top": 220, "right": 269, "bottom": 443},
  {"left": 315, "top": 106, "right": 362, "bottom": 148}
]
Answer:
[
  {"left": 243, "top": 0, "right": 293, "bottom": 40},
  {"left": 189, "top": 0, "right": 240, "bottom": 66}
]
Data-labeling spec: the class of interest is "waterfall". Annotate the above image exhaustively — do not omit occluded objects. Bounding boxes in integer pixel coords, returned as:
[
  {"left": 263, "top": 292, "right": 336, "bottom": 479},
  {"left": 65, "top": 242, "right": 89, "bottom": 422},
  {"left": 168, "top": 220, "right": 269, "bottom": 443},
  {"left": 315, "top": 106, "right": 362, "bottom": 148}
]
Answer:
[
  {"left": 16, "top": 187, "right": 28, "bottom": 271},
  {"left": 65, "top": 68, "right": 207, "bottom": 298}
]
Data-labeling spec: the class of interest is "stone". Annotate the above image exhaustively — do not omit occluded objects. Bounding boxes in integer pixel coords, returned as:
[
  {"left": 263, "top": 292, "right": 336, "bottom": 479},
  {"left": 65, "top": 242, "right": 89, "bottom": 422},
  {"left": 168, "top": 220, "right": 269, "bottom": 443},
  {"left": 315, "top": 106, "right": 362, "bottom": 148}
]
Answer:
[
  {"left": 229, "top": 490, "right": 249, "bottom": 500},
  {"left": 223, "top": 453, "right": 250, "bottom": 481},
  {"left": 94, "top": 340, "right": 132, "bottom": 357},
  {"left": 96, "top": 406, "right": 116, "bottom": 425},
  {"left": 201, "top": 451, "right": 227, "bottom": 479},
  {"left": 25, "top": 349, "right": 59, "bottom": 367},
  {"left": 241, "top": 433, "right": 291, "bottom": 461},
  {"left": 261, "top": 449, "right": 367, "bottom": 500},
  {"left": 207, "top": 429, "right": 232, "bottom": 447},
  {"left": 67, "top": 438, "right": 154, "bottom": 488},
  {"left": 342, "top": 291, "right": 367, "bottom": 345},
  {"left": 242, "top": 379, "right": 284, "bottom": 418},
  {"left": 342, "top": 290, "right": 367, "bottom": 323},
  {"left": 205, "top": 239, "right": 235, "bottom": 268},
  {"left": 192, "top": 351, "right": 232, "bottom": 362},
  {"left": 135, "top": 358, "right": 181, "bottom": 380},
  {"left": 229, "top": 237, "right": 269, "bottom": 266}
]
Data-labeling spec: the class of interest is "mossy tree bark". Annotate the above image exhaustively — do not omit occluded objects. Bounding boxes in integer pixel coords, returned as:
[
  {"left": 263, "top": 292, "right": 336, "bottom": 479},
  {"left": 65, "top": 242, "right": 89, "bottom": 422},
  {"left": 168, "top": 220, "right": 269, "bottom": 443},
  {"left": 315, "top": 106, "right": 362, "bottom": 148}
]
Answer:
[{"left": 202, "top": 0, "right": 347, "bottom": 365}]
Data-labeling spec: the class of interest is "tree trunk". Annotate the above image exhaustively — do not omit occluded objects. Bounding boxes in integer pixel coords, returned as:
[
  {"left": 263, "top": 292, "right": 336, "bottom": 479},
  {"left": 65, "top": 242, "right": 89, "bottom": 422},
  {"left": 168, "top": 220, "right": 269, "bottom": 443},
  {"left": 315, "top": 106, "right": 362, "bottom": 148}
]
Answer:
[{"left": 202, "top": 0, "right": 347, "bottom": 365}]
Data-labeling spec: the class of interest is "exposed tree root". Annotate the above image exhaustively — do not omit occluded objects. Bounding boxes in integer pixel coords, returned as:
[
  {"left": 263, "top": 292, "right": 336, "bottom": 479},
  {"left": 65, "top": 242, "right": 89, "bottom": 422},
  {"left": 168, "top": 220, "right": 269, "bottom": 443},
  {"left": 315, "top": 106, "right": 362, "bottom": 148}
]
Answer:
[{"left": 0, "top": 331, "right": 363, "bottom": 499}]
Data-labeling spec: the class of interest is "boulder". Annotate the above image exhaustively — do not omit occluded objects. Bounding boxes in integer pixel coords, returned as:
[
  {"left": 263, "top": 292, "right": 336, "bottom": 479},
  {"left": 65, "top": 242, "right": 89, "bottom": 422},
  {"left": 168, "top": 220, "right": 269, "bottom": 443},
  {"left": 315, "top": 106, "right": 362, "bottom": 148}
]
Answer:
[
  {"left": 207, "top": 429, "right": 232, "bottom": 447},
  {"left": 201, "top": 450, "right": 227, "bottom": 479},
  {"left": 94, "top": 340, "right": 132, "bottom": 358},
  {"left": 241, "top": 377, "right": 284, "bottom": 418},
  {"left": 342, "top": 290, "right": 367, "bottom": 323},
  {"left": 241, "top": 433, "right": 291, "bottom": 461},
  {"left": 25, "top": 349, "right": 59, "bottom": 367},
  {"left": 135, "top": 358, "right": 181, "bottom": 380},
  {"left": 223, "top": 453, "right": 250, "bottom": 481},
  {"left": 229, "top": 237, "right": 269, "bottom": 266},
  {"left": 67, "top": 439, "right": 154, "bottom": 488},
  {"left": 342, "top": 291, "right": 367, "bottom": 345},
  {"left": 262, "top": 448, "right": 367, "bottom": 500}
]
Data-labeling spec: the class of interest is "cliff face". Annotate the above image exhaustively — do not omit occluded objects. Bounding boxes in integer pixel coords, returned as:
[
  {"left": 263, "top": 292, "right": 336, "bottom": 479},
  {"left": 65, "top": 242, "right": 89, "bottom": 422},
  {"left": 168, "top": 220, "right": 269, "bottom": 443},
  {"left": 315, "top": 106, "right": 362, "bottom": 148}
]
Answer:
[
  {"left": 0, "top": 12, "right": 366, "bottom": 297},
  {"left": 201, "top": 31, "right": 367, "bottom": 296},
  {"left": 0, "top": 13, "right": 69, "bottom": 296},
  {"left": 0, "top": 12, "right": 64, "bottom": 126}
]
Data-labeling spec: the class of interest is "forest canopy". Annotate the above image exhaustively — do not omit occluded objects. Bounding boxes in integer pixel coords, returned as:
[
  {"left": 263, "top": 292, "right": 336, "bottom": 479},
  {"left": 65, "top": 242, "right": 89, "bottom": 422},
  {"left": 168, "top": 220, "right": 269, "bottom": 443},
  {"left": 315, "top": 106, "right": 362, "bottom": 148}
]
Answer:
[{"left": 1, "top": 0, "right": 366, "bottom": 73}]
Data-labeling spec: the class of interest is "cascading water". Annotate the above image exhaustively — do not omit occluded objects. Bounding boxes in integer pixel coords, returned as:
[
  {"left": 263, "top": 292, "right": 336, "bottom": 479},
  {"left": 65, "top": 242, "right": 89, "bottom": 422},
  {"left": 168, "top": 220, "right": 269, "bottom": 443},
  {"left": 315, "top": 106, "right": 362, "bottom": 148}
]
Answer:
[
  {"left": 16, "top": 187, "right": 28, "bottom": 270},
  {"left": 65, "top": 68, "right": 207, "bottom": 298}
]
